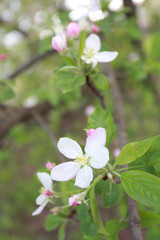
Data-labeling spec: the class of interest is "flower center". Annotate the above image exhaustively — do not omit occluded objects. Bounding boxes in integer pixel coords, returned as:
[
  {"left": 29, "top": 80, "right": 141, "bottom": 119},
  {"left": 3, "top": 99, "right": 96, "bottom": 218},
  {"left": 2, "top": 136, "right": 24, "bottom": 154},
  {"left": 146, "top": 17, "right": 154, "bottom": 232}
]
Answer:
[
  {"left": 86, "top": 48, "right": 94, "bottom": 58},
  {"left": 75, "top": 154, "right": 90, "bottom": 166},
  {"left": 44, "top": 190, "right": 53, "bottom": 197}
]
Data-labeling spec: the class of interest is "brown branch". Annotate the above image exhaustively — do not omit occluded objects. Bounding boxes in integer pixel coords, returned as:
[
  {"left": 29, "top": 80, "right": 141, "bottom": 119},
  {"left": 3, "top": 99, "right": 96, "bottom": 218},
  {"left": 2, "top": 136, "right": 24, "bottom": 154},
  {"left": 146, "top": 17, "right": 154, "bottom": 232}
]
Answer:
[
  {"left": 0, "top": 101, "right": 52, "bottom": 140},
  {"left": 86, "top": 75, "right": 106, "bottom": 109},
  {"left": 7, "top": 49, "right": 55, "bottom": 79},
  {"left": 106, "top": 64, "right": 143, "bottom": 240}
]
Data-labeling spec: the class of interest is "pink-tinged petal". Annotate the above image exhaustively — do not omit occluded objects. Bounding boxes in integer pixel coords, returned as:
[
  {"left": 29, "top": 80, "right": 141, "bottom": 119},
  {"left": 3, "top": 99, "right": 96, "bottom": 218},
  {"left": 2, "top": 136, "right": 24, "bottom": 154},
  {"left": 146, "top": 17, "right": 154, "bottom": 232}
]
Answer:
[
  {"left": 32, "top": 201, "right": 48, "bottom": 216},
  {"left": 90, "top": 147, "right": 109, "bottom": 169},
  {"left": 85, "top": 127, "right": 106, "bottom": 156},
  {"left": 67, "top": 22, "right": 80, "bottom": 38},
  {"left": 75, "top": 166, "right": 93, "bottom": 188},
  {"left": 57, "top": 137, "right": 83, "bottom": 159},
  {"left": 87, "top": 129, "right": 95, "bottom": 137},
  {"left": 68, "top": 194, "right": 82, "bottom": 206},
  {"left": 85, "top": 34, "right": 101, "bottom": 54},
  {"left": 91, "top": 24, "right": 100, "bottom": 33},
  {"left": 36, "top": 194, "right": 48, "bottom": 205},
  {"left": 37, "top": 172, "right": 52, "bottom": 192},
  {"left": 94, "top": 51, "right": 118, "bottom": 62},
  {"left": 52, "top": 33, "right": 67, "bottom": 52},
  {"left": 51, "top": 162, "right": 80, "bottom": 181}
]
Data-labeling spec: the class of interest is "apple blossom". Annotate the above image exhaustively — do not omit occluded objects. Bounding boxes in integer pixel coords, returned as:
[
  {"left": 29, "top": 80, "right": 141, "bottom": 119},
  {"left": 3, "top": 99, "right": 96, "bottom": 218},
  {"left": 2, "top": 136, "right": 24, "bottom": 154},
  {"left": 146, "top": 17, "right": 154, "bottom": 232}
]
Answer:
[
  {"left": 87, "top": 129, "right": 95, "bottom": 136},
  {"left": 66, "top": 22, "right": 80, "bottom": 38},
  {"left": 65, "top": 0, "right": 101, "bottom": 21},
  {"left": 91, "top": 24, "right": 100, "bottom": 33},
  {"left": 32, "top": 172, "right": 53, "bottom": 216},
  {"left": 68, "top": 191, "right": 87, "bottom": 206},
  {"left": 52, "top": 33, "right": 67, "bottom": 52},
  {"left": 0, "top": 53, "right": 7, "bottom": 60},
  {"left": 51, "top": 127, "right": 109, "bottom": 188},
  {"left": 45, "top": 161, "right": 54, "bottom": 171},
  {"left": 81, "top": 34, "right": 118, "bottom": 67}
]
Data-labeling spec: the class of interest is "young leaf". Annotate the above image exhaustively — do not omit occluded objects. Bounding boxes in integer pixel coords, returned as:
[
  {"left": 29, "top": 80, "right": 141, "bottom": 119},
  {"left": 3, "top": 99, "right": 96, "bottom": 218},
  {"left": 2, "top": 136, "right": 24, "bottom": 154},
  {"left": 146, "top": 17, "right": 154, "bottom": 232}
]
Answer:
[
  {"left": 0, "top": 82, "right": 15, "bottom": 102},
  {"left": 121, "top": 170, "right": 160, "bottom": 212},
  {"left": 116, "top": 135, "right": 160, "bottom": 165},
  {"left": 140, "top": 211, "right": 160, "bottom": 228},
  {"left": 80, "top": 216, "right": 97, "bottom": 236},
  {"left": 79, "top": 31, "right": 86, "bottom": 59},
  {"left": 44, "top": 213, "right": 65, "bottom": 231},
  {"left": 90, "top": 188, "right": 108, "bottom": 235},
  {"left": 102, "top": 181, "right": 121, "bottom": 208},
  {"left": 53, "top": 66, "right": 85, "bottom": 93},
  {"left": 88, "top": 107, "right": 116, "bottom": 145},
  {"left": 105, "top": 219, "right": 126, "bottom": 240},
  {"left": 77, "top": 203, "right": 89, "bottom": 221},
  {"left": 91, "top": 73, "right": 109, "bottom": 90},
  {"left": 58, "top": 223, "right": 66, "bottom": 240}
]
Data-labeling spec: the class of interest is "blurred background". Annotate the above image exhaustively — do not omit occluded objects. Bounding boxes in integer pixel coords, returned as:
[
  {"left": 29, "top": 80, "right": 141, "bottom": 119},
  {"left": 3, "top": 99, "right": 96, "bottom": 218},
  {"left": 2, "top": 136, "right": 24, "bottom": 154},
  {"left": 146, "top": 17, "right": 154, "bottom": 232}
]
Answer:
[{"left": 0, "top": 0, "right": 160, "bottom": 239}]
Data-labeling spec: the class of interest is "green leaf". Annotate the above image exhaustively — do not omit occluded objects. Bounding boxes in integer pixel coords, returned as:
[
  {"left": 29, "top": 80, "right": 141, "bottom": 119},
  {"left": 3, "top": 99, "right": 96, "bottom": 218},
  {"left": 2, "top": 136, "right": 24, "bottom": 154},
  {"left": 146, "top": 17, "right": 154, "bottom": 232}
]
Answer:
[
  {"left": 121, "top": 170, "right": 160, "bottom": 212},
  {"left": 0, "top": 82, "right": 15, "bottom": 102},
  {"left": 80, "top": 216, "right": 97, "bottom": 236},
  {"left": 91, "top": 73, "right": 109, "bottom": 90},
  {"left": 140, "top": 211, "right": 160, "bottom": 228},
  {"left": 105, "top": 219, "right": 126, "bottom": 240},
  {"left": 79, "top": 31, "right": 86, "bottom": 59},
  {"left": 90, "top": 188, "right": 108, "bottom": 235},
  {"left": 102, "top": 181, "right": 121, "bottom": 208},
  {"left": 88, "top": 107, "right": 116, "bottom": 145},
  {"left": 58, "top": 223, "right": 66, "bottom": 240},
  {"left": 116, "top": 135, "right": 160, "bottom": 165},
  {"left": 77, "top": 203, "right": 89, "bottom": 221},
  {"left": 53, "top": 66, "right": 85, "bottom": 93},
  {"left": 44, "top": 213, "right": 64, "bottom": 231}
]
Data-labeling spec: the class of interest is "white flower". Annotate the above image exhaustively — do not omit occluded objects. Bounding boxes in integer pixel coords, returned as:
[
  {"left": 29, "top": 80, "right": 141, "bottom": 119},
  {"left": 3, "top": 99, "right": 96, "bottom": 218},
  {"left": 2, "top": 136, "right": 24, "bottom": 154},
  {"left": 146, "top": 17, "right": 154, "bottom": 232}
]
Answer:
[
  {"left": 65, "top": 0, "right": 101, "bottom": 21},
  {"left": 32, "top": 172, "right": 53, "bottom": 216},
  {"left": 81, "top": 34, "right": 118, "bottom": 68},
  {"left": 51, "top": 127, "right": 109, "bottom": 189}
]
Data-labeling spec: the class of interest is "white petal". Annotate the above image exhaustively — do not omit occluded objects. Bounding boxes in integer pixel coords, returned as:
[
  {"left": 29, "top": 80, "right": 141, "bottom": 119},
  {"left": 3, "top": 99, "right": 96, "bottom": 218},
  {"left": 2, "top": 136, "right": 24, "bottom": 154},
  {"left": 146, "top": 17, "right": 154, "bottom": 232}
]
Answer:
[
  {"left": 37, "top": 172, "right": 52, "bottom": 191},
  {"left": 32, "top": 202, "right": 48, "bottom": 216},
  {"left": 85, "top": 34, "right": 101, "bottom": 54},
  {"left": 75, "top": 166, "right": 93, "bottom": 188},
  {"left": 69, "top": 8, "right": 88, "bottom": 21},
  {"left": 85, "top": 127, "right": 106, "bottom": 156},
  {"left": 36, "top": 194, "right": 47, "bottom": 205},
  {"left": 57, "top": 137, "right": 83, "bottom": 159},
  {"left": 51, "top": 162, "right": 80, "bottom": 181},
  {"left": 94, "top": 51, "right": 118, "bottom": 62},
  {"left": 90, "top": 147, "right": 109, "bottom": 169}
]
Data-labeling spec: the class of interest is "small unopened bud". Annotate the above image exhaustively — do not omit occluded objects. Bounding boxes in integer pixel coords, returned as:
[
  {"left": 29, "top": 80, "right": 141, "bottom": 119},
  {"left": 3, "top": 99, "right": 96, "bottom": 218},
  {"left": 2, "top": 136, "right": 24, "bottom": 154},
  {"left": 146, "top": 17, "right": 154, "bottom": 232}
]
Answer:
[
  {"left": 52, "top": 33, "right": 67, "bottom": 52},
  {"left": 107, "top": 172, "right": 113, "bottom": 179},
  {"left": 113, "top": 148, "right": 121, "bottom": 159},
  {"left": 0, "top": 53, "right": 7, "bottom": 61},
  {"left": 69, "top": 195, "right": 82, "bottom": 207},
  {"left": 66, "top": 22, "right": 80, "bottom": 38},
  {"left": 51, "top": 207, "right": 59, "bottom": 215},
  {"left": 87, "top": 129, "right": 95, "bottom": 137},
  {"left": 45, "top": 162, "right": 54, "bottom": 171},
  {"left": 91, "top": 24, "right": 100, "bottom": 34}
]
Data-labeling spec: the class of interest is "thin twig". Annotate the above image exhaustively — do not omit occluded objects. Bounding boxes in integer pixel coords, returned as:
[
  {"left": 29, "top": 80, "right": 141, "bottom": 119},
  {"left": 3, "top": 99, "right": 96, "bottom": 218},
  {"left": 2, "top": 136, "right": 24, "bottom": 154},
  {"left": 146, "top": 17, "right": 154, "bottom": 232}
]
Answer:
[
  {"left": 86, "top": 75, "right": 106, "bottom": 109},
  {"left": 7, "top": 49, "right": 55, "bottom": 79},
  {"left": 33, "top": 112, "right": 64, "bottom": 162}
]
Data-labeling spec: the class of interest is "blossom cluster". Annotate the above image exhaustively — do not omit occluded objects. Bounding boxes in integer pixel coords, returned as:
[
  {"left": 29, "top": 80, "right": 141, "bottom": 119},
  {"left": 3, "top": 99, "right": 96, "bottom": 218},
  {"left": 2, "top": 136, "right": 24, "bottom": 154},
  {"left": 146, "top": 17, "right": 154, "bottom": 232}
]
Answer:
[{"left": 32, "top": 127, "right": 110, "bottom": 216}]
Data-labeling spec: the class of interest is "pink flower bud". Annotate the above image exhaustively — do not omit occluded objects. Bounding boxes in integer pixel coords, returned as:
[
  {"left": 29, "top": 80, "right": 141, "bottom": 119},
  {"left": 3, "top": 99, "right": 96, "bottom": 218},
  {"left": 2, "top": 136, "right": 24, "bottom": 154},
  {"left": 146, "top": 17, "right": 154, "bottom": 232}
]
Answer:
[
  {"left": 66, "top": 22, "right": 80, "bottom": 38},
  {"left": 44, "top": 190, "right": 53, "bottom": 197},
  {"left": 87, "top": 129, "right": 95, "bottom": 137},
  {"left": 69, "top": 195, "right": 82, "bottom": 207},
  {"left": 113, "top": 148, "right": 121, "bottom": 158},
  {"left": 0, "top": 53, "right": 7, "bottom": 61},
  {"left": 45, "top": 162, "right": 53, "bottom": 171},
  {"left": 91, "top": 24, "right": 100, "bottom": 34},
  {"left": 52, "top": 33, "right": 67, "bottom": 52}
]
